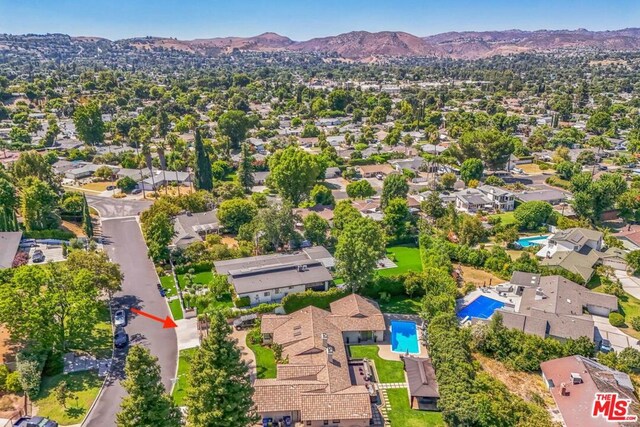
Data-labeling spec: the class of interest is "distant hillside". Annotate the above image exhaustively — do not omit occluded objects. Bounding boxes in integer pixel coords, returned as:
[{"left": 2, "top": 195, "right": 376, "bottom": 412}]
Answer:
[{"left": 4, "top": 28, "right": 640, "bottom": 61}]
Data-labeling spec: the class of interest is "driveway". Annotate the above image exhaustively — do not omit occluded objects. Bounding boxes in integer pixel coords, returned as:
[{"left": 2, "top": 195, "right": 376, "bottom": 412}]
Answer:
[
  {"left": 86, "top": 195, "right": 153, "bottom": 219},
  {"left": 615, "top": 270, "right": 640, "bottom": 300},
  {"left": 83, "top": 216, "right": 178, "bottom": 427},
  {"left": 592, "top": 314, "right": 640, "bottom": 352}
]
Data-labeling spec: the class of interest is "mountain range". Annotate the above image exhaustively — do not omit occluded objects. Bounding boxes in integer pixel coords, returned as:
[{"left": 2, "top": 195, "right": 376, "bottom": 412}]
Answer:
[{"left": 114, "top": 28, "right": 640, "bottom": 60}]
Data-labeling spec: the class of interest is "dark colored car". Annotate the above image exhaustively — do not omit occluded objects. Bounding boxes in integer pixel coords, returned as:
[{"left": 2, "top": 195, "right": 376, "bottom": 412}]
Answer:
[
  {"left": 157, "top": 283, "right": 166, "bottom": 297},
  {"left": 14, "top": 416, "right": 58, "bottom": 427},
  {"left": 114, "top": 330, "right": 129, "bottom": 349},
  {"left": 106, "top": 185, "right": 116, "bottom": 191},
  {"left": 114, "top": 309, "right": 127, "bottom": 327},
  {"left": 32, "top": 249, "right": 45, "bottom": 263}
]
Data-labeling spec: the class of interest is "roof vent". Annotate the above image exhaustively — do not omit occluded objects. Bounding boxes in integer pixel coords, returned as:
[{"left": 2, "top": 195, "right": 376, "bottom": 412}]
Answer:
[
  {"left": 321, "top": 333, "right": 328, "bottom": 348},
  {"left": 326, "top": 347, "right": 334, "bottom": 364},
  {"left": 570, "top": 373, "right": 583, "bottom": 384}
]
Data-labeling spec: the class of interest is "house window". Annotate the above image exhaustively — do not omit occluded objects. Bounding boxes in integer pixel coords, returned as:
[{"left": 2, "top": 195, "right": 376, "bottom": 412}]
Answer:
[
  {"left": 332, "top": 421, "right": 340, "bottom": 424},
  {"left": 323, "top": 421, "right": 329, "bottom": 426},
  {"left": 264, "top": 292, "right": 270, "bottom": 296},
  {"left": 275, "top": 288, "right": 280, "bottom": 294},
  {"left": 306, "top": 422, "right": 311, "bottom": 426}
]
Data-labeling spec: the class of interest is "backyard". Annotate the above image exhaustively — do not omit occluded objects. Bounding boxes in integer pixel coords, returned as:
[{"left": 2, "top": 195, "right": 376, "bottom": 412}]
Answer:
[
  {"left": 377, "top": 295, "right": 421, "bottom": 315},
  {"left": 386, "top": 388, "right": 445, "bottom": 427},
  {"left": 348, "top": 345, "right": 405, "bottom": 383},
  {"left": 33, "top": 371, "right": 103, "bottom": 425},
  {"left": 172, "top": 347, "right": 197, "bottom": 406},
  {"left": 378, "top": 244, "right": 422, "bottom": 277},
  {"left": 246, "top": 336, "right": 277, "bottom": 379}
]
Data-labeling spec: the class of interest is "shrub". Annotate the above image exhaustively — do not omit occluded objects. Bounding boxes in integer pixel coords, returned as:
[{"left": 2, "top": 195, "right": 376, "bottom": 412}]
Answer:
[
  {"left": 631, "top": 316, "right": 640, "bottom": 332},
  {"left": 174, "top": 262, "right": 213, "bottom": 275},
  {"left": 5, "top": 372, "right": 22, "bottom": 393},
  {"left": 22, "top": 229, "right": 75, "bottom": 240},
  {"left": 609, "top": 312, "right": 625, "bottom": 327},
  {"left": 247, "top": 326, "right": 262, "bottom": 345},
  {"left": 0, "top": 365, "right": 9, "bottom": 391},
  {"left": 234, "top": 296, "right": 251, "bottom": 308}
]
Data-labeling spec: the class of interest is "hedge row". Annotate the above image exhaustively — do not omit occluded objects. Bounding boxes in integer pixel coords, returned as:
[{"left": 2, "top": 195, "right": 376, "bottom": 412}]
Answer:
[{"left": 282, "top": 288, "right": 349, "bottom": 313}]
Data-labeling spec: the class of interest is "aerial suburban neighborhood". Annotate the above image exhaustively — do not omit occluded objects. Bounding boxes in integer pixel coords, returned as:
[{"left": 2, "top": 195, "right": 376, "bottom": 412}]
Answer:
[{"left": 2, "top": 1, "right": 640, "bottom": 426}]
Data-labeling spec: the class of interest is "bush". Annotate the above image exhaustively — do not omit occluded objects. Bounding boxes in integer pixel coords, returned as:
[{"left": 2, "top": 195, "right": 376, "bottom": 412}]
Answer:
[
  {"left": 42, "top": 351, "right": 64, "bottom": 376},
  {"left": 0, "top": 365, "right": 9, "bottom": 391},
  {"left": 631, "top": 316, "right": 640, "bottom": 332},
  {"left": 282, "top": 288, "right": 349, "bottom": 313},
  {"left": 234, "top": 296, "right": 251, "bottom": 308},
  {"left": 610, "top": 312, "right": 625, "bottom": 327},
  {"left": 5, "top": 372, "right": 22, "bottom": 393},
  {"left": 22, "top": 229, "right": 75, "bottom": 240},
  {"left": 174, "top": 262, "right": 213, "bottom": 275}
]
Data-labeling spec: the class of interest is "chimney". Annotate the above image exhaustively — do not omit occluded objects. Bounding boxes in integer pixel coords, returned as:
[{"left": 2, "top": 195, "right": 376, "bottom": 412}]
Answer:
[
  {"left": 560, "top": 383, "right": 567, "bottom": 396},
  {"left": 326, "top": 347, "right": 334, "bottom": 364},
  {"left": 321, "top": 333, "right": 328, "bottom": 348}
]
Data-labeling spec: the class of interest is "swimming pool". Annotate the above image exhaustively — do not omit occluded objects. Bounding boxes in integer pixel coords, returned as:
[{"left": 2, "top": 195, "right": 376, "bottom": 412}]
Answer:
[
  {"left": 390, "top": 320, "right": 420, "bottom": 354},
  {"left": 457, "top": 295, "right": 505, "bottom": 320},
  {"left": 515, "top": 235, "right": 549, "bottom": 248}
]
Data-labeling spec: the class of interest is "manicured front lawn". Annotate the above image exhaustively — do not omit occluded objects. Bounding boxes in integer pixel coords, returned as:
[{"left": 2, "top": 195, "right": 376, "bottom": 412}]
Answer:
[
  {"left": 348, "top": 345, "right": 405, "bottom": 383},
  {"left": 177, "top": 271, "right": 213, "bottom": 289},
  {"left": 489, "top": 212, "right": 517, "bottom": 226},
  {"left": 168, "top": 298, "right": 184, "bottom": 321},
  {"left": 378, "top": 245, "right": 422, "bottom": 277},
  {"left": 386, "top": 388, "right": 445, "bottom": 427},
  {"left": 377, "top": 295, "right": 421, "bottom": 315},
  {"left": 172, "top": 347, "right": 197, "bottom": 406},
  {"left": 34, "top": 371, "right": 102, "bottom": 425},
  {"left": 160, "top": 275, "right": 178, "bottom": 298},
  {"left": 246, "top": 337, "right": 277, "bottom": 379}
]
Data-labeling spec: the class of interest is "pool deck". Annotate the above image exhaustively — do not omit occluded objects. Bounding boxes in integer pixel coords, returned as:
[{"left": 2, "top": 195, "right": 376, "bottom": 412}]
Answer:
[
  {"left": 457, "top": 288, "right": 520, "bottom": 313},
  {"left": 378, "top": 314, "right": 428, "bottom": 361}
]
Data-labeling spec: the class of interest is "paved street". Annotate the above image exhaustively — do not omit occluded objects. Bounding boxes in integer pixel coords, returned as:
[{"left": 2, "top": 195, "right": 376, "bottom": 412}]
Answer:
[
  {"left": 85, "top": 194, "right": 153, "bottom": 219},
  {"left": 83, "top": 214, "right": 177, "bottom": 426}
]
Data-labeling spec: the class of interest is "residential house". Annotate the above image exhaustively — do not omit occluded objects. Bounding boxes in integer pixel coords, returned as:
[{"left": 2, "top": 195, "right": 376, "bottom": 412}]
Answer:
[
  {"left": 0, "top": 232, "right": 22, "bottom": 269},
  {"left": 497, "top": 275, "right": 618, "bottom": 343},
  {"left": 388, "top": 157, "right": 425, "bottom": 173},
  {"left": 403, "top": 356, "right": 440, "bottom": 411},
  {"left": 454, "top": 188, "right": 493, "bottom": 213},
  {"left": 213, "top": 247, "right": 335, "bottom": 304},
  {"left": 171, "top": 210, "right": 220, "bottom": 248},
  {"left": 540, "top": 355, "right": 639, "bottom": 427},
  {"left": 247, "top": 138, "right": 267, "bottom": 154},
  {"left": 515, "top": 189, "right": 568, "bottom": 205},
  {"left": 139, "top": 170, "right": 191, "bottom": 191},
  {"left": 252, "top": 171, "right": 270, "bottom": 186},
  {"left": 477, "top": 185, "right": 515, "bottom": 211},
  {"left": 254, "top": 294, "right": 386, "bottom": 426},
  {"left": 357, "top": 164, "right": 395, "bottom": 178}
]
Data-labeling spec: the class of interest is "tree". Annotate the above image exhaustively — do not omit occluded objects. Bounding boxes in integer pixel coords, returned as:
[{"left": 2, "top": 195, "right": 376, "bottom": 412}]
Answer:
[
  {"left": 54, "top": 380, "right": 72, "bottom": 409},
  {"left": 82, "top": 193, "right": 93, "bottom": 238},
  {"left": 586, "top": 111, "right": 612, "bottom": 135},
  {"left": 335, "top": 216, "right": 385, "bottom": 292},
  {"left": 268, "top": 146, "right": 320, "bottom": 206},
  {"left": 332, "top": 200, "right": 361, "bottom": 234},
  {"left": 94, "top": 165, "right": 114, "bottom": 181},
  {"left": 383, "top": 198, "right": 410, "bottom": 240},
  {"left": 440, "top": 172, "right": 457, "bottom": 190},
  {"left": 117, "top": 176, "right": 138, "bottom": 193},
  {"left": 0, "top": 263, "right": 102, "bottom": 352},
  {"left": 185, "top": 310, "right": 257, "bottom": 426},
  {"left": 12, "top": 151, "right": 58, "bottom": 188},
  {"left": 514, "top": 201, "right": 553, "bottom": 230},
  {"left": 218, "top": 199, "right": 258, "bottom": 234},
  {"left": 236, "top": 142, "right": 254, "bottom": 192},
  {"left": 0, "top": 177, "right": 18, "bottom": 231},
  {"left": 459, "top": 129, "right": 515, "bottom": 170},
  {"left": 218, "top": 110, "right": 251, "bottom": 149},
  {"left": 255, "top": 202, "right": 296, "bottom": 250},
  {"left": 73, "top": 102, "right": 105, "bottom": 145},
  {"left": 310, "top": 184, "right": 334, "bottom": 206},
  {"left": 303, "top": 213, "right": 329, "bottom": 246},
  {"left": 194, "top": 129, "right": 213, "bottom": 191},
  {"left": 141, "top": 211, "right": 174, "bottom": 262},
  {"left": 555, "top": 161, "right": 581, "bottom": 180},
  {"left": 346, "top": 179, "right": 376, "bottom": 199},
  {"left": 21, "top": 178, "right": 59, "bottom": 231},
  {"left": 117, "top": 346, "right": 181, "bottom": 427},
  {"left": 421, "top": 191, "right": 445, "bottom": 220},
  {"left": 457, "top": 214, "right": 487, "bottom": 246},
  {"left": 65, "top": 250, "right": 123, "bottom": 296},
  {"left": 460, "top": 158, "right": 484, "bottom": 184},
  {"left": 627, "top": 250, "right": 640, "bottom": 275},
  {"left": 380, "top": 174, "right": 408, "bottom": 208}
]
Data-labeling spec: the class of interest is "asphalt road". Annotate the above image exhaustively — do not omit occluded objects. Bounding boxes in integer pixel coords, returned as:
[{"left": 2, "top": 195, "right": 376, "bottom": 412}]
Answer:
[
  {"left": 83, "top": 213, "right": 177, "bottom": 426},
  {"left": 85, "top": 195, "right": 153, "bottom": 218}
]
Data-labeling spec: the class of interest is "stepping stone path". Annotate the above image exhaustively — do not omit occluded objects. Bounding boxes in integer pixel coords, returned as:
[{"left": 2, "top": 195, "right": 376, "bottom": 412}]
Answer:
[{"left": 63, "top": 352, "right": 112, "bottom": 377}]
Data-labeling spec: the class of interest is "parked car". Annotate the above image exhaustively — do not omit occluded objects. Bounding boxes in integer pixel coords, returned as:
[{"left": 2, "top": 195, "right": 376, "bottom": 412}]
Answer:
[
  {"left": 32, "top": 250, "right": 45, "bottom": 263},
  {"left": 106, "top": 185, "right": 116, "bottom": 191},
  {"left": 600, "top": 339, "right": 612, "bottom": 353},
  {"left": 14, "top": 416, "right": 58, "bottom": 427},
  {"left": 512, "top": 167, "right": 523, "bottom": 174},
  {"left": 157, "top": 283, "right": 166, "bottom": 297},
  {"left": 598, "top": 165, "right": 608, "bottom": 171},
  {"left": 375, "top": 173, "right": 384, "bottom": 180},
  {"left": 114, "top": 330, "right": 129, "bottom": 349},
  {"left": 131, "top": 188, "right": 142, "bottom": 194},
  {"left": 233, "top": 313, "right": 258, "bottom": 330},
  {"left": 114, "top": 309, "right": 127, "bottom": 327}
]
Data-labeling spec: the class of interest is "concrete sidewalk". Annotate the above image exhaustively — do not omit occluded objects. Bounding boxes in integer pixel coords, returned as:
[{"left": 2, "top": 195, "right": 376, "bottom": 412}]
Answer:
[{"left": 175, "top": 317, "right": 199, "bottom": 350}]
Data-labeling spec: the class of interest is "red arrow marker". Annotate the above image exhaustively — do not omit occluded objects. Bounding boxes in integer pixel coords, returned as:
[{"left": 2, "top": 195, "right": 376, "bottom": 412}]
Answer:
[{"left": 130, "top": 308, "right": 178, "bottom": 329}]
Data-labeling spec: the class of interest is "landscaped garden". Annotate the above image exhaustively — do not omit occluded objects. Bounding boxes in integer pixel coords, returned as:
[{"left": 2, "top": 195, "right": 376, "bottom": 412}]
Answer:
[
  {"left": 378, "top": 244, "right": 422, "bottom": 277},
  {"left": 160, "top": 275, "right": 184, "bottom": 321},
  {"left": 386, "top": 388, "right": 445, "bottom": 427},
  {"left": 348, "top": 345, "right": 405, "bottom": 383},
  {"left": 246, "top": 334, "right": 277, "bottom": 379},
  {"left": 34, "top": 371, "right": 103, "bottom": 425},
  {"left": 376, "top": 295, "right": 421, "bottom": 315},
  {"left": 172, "top": 347, "right": 197, "bottom": 406}
]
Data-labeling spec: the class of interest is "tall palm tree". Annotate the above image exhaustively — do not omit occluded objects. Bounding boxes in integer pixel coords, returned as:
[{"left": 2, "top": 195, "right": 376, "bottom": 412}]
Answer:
[{"left": 156, "top": 140, "right": 169, "bottom": 195}]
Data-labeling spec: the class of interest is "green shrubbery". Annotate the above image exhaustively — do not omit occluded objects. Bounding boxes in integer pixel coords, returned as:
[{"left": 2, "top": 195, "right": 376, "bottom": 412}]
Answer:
[
  {"left": 23, "top": 229, "right": 75, "bottom": 240},
  {"left": 281, "top": 288, "right": 348, "bottom": 313},
  {"left": 609, "top": 312, "right": 625, "bottom": 327}
]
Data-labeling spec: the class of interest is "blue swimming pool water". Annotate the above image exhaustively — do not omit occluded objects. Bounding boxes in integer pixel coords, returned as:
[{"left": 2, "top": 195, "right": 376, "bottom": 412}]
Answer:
[
  {"left": 390, "top": 320, "right": 420, "bottom": 354},
  {"left": 516, "top": 235, "right": 549, "bottom": 248},
  {"left": 457, "top": 295, "right": 505, "bottom": 320}
]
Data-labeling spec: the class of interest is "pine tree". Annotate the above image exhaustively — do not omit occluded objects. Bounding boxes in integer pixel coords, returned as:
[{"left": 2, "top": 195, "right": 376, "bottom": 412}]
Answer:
[
  {"left": 236, "top": 142, "right": 254, "bottom": 192},
  {"left": 82, "top": 194, "right": 93, "bottom": 238},
  {"left": 194, "top": 128, "right": 213, "bottom": 191},
  {"left": 185, "top": 310, "right": 258, "bottom": 427},
  {"left": 116, "top": 346, "right": 181, "bottom": 427}
]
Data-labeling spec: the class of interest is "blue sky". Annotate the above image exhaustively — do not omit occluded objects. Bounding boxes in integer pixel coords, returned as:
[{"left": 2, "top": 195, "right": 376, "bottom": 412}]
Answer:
[{"left": 1, "top": 0, "right": 639, "bottom": 40}]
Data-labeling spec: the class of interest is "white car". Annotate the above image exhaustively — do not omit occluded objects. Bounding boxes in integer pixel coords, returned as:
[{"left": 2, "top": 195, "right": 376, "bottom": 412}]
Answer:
[{"left": 114, "top": 309, "right": 127, "bottom": 327}]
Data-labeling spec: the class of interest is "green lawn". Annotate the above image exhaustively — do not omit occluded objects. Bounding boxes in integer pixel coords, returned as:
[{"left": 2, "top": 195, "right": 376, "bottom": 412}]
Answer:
[
  {"left": 378, "top": 244, "right": 422, "bottom": 277},
  {"left": 177, "top": 271, "right": 213, "bottom": 289},
  {"left": 160, "top": 275, "right": 178, "bottom": 298},
  {"left": 377, "top": 295, "right": 421, "bottom": 315},
  {"left": 169, "top": 298, "right": 184, "bottom": 321},
  {"left": 69, "top": 303, "right": 112, "bottom": 359},
  {"left": 246, "top": 336, "right": 277, "bottom": 379},
  {"left": 348, "top": 345, "right": 405, "bottom": 383},
  {"left": 34, "top": 371, "right": 103, "bottom": 425},
  {"left": 172, "top": 347, "right": 197, "bottom": 406},
  {"left": 386, "top": 388, "right": 445, "bottom": 427},
  {"left": 489, "top": 212, "right": 517, "bottom": 226}
]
